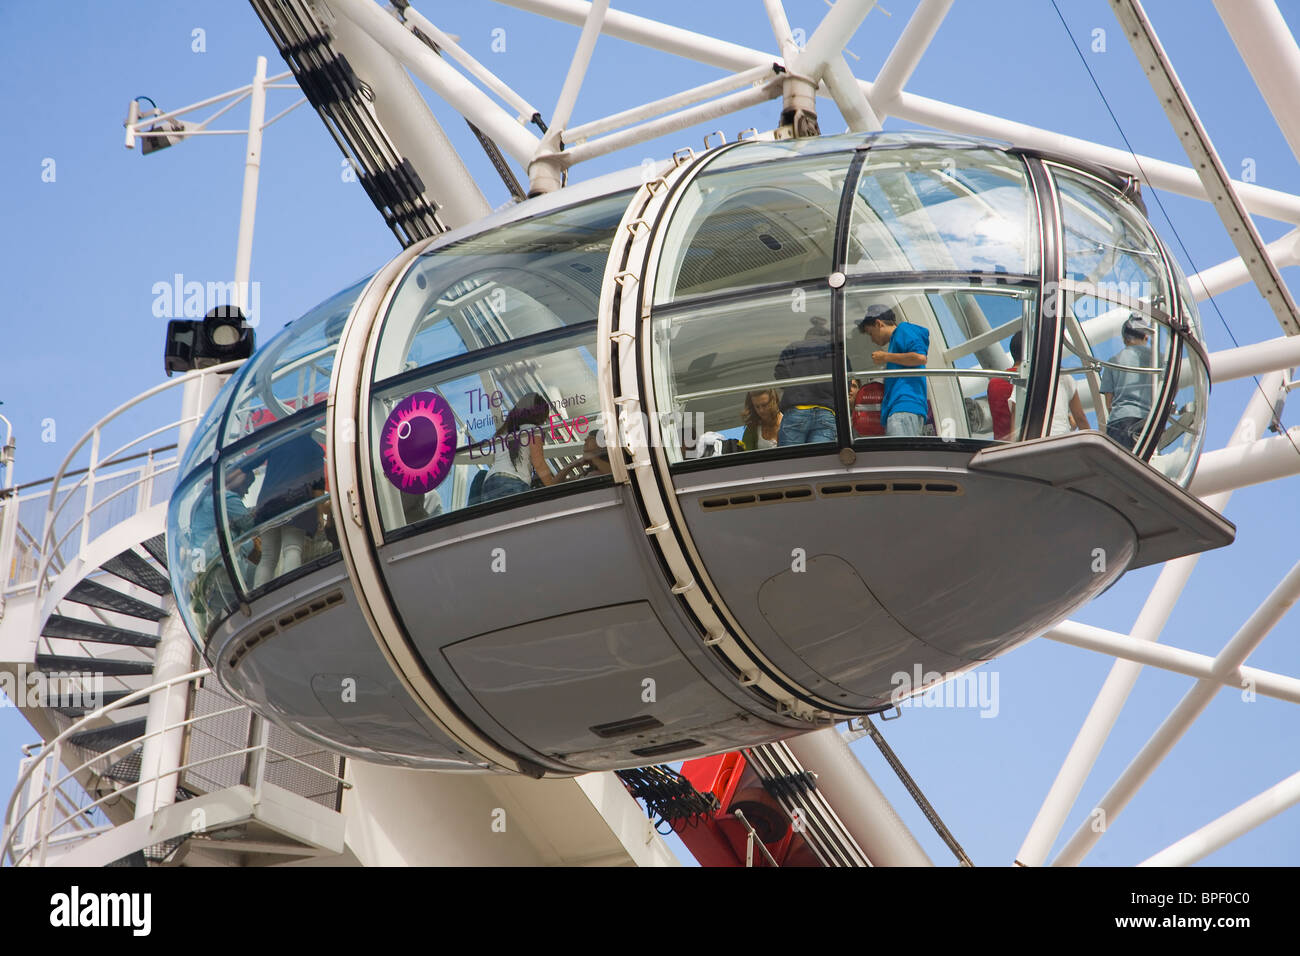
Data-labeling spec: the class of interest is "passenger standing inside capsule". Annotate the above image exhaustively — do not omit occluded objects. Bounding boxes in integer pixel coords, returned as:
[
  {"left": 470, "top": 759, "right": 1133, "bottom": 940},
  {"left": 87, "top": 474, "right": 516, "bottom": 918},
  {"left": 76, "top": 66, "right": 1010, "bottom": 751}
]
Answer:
[
  {"left": 774, "top": 317, "right": 837, "bottom": 446},
  {"left": 989, "top": 331, "right": 1088, "bottom": 439},
  {"left": 481, "top": 392, "right": 559, "bottom": 502},
  {"left": 858, "top": 306, "right": 930, "bottom": 437},
  {"left": 741, "top": 388, "right": 783, "bottom": 451},
  {"left": 1100, "top": 315, "right": 1155, "bottom": 450}
]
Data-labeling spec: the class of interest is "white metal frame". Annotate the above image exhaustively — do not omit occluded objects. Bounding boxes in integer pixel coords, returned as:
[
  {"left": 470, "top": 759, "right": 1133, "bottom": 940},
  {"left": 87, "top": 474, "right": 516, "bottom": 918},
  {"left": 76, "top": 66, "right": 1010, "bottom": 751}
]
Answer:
[
  {"left": 314, "top": 0, "right": 1300, "bottom": 865},
  {"left": 8, "top": 0, "right": 1300, "bottom": 867}
]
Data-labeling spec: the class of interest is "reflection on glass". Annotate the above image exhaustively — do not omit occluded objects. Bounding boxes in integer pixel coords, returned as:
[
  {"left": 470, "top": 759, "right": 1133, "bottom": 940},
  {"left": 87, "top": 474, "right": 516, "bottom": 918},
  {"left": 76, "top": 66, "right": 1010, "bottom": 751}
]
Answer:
[
  {"left": 654, "top": 155, "right": 851, "bottom": 304},
  {"left": 651, "top": 288, "right": 836, "bottom": 463},
  {"left": 179, "top": 370, "right": 243, "bottom": 479},
  {"left": 169, "top": 469, "right": 239, "bottom": 643},
  {"left": 845, "top": 287, "right": 1033, "bottom": 441},
  {"left": 372, "top": 334, "right": 602, "bottom": 534},
  {"left": 220, "top": 414, "right": 333, "bottom": 594},
  {"left": 1054, "top": 166, "right": 1170, "bottom": 315},
  {"left": 1062, "top": 294, "right": 1172, "bottom": 452},
  {"left": 846, "top": 148, "right": 1038, "bottom": 276},
  {"left": 224, "top": 274, "right": 371, "bottom": 445},
  {"left": 1151, "top": 346, "right": 1209, "bottom": 485},
  {"left": 374, "top": 193, "right": 630, "bottom": 380}
]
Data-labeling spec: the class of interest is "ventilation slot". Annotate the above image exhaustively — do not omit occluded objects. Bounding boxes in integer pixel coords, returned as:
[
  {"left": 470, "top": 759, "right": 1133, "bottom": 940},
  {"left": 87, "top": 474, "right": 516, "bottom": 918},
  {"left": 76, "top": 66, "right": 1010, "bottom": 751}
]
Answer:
[
  {"left": 589, "top": 715, "right": 664, "bottom": 739},
  {"left": 817, "top": 480, "right": 964, "bottom": 498},
  {"left": 229, "top": 590, "right": 345, "bottom": 671},
  {"left": 699, "top": 485, "right": 814, "bottom": 511},
  {"left": 631, "top": 739, "right": 704, "bottom": 759}
]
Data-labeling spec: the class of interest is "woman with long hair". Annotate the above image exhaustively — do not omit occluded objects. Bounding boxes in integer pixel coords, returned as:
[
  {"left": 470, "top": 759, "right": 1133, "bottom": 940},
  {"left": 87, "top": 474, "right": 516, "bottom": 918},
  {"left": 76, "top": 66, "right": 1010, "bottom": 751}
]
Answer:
[
  {"left": 480, "top": 391, "right": 559, "bottom": 502},
  {"left": 741, "top": 388, "right": 782, "bottom": 451}
]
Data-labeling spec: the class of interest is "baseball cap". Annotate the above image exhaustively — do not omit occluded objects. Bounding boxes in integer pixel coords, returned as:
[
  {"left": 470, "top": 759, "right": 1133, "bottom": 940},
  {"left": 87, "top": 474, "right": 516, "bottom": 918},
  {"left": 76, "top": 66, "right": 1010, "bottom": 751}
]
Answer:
[{"left": 1123, "top": 315, "right": 1154, "bottom": 338}]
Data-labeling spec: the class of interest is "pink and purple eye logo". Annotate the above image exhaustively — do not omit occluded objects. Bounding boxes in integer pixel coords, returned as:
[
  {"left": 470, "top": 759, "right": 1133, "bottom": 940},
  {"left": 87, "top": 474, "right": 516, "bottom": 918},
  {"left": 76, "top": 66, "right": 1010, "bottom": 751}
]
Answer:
[{"left": 379, "top": 392, "right": 456, "bottom": 494}]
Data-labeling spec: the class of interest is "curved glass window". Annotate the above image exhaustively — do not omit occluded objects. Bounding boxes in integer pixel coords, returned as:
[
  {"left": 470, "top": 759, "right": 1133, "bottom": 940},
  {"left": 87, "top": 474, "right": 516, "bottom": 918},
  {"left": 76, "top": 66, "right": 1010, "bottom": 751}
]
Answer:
[
  {"left": 846, "top": 147, "right": 1038, "bottom": 276},
  {"left": 651, "top": 287, "right": 836, "bottom": 463},
  {"left": 178, "top": 370, "right": 244, "bottom": 480},
  {"left": 369, "top": 195, "right": 628, "bottom": 535},
  {"left": 1053, "top": 166, "right": 1171, "bottom": 315},
  {"left": 1172, "top": 257, "right": 1206, "bottom": 344},
  {"left": 844, "top": 286, "right": 1036, "bottom": 441},
  {"left": 374, "top": 194, "right": 630, "bottom": 381},
  {"left": 1151, "top": 345, "right": 1209, "bottom": 485},
  {"left": 220, "top": 410, "right": 334, "bottom": 596},
  {"left": 168, "top": 469, "right": 239, "bottom": 645},
  {"left": 223, "top": 274, "right": 371, "bottom": 445},
  {"left": 654, "top": 154, "right": 853, "bottom": 305}
]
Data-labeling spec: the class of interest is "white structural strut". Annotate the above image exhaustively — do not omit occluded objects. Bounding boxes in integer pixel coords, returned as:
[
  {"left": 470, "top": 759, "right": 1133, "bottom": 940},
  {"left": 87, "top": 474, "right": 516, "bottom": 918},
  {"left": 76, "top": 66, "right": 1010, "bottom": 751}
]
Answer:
[
  {"left": 870, "top": 0, "right": 954, "bottom": 107},
  {"left": 1043, "top": 620, "right": 1300, "bottom": 706},
  {"left": 1189, "top": 427, "right": 1300, "bottom": 497},
  {"left": 134, "top": 596, "right": 194, "bottom": 819},
  {"left": 785, "top": 728, "right": 934, "bottom": 866},
  {"left": 1190, "top": 229, "right": 1300, "bottom": 302},
  {"left": 1015, "top": 372, "right": 1288, "bottom": 867},
  {"left": 233, "top": 55, "right": 267, "bottom": 316},
  {"left": 329, "top": 0, "right": 540, "bottom": 166},
  {"left": 548, "top": 0, "right": 609, "bottom": 137},
  {"left": 491, "top": 0, "right": 1300, "bottom": 225},
  {"left": 399, "top": 3, "right": 540, "bottom": 122},
  {"left": 1213, "top": 0, "right": 1300, "bottom": 167},
  {"left": 1054, "top": 558, "right": 1300, "bottom": 865},
  {"left": 794, "top": 0, "right": 876, "bottom": 79},
  {"left": 563, "top": 82, "right": 781, "bottom": 166},
  {"left": 1209, "top": 335, "right": 1300, "bottom": 384},
  {"left": 1140, "top": 769, "right": 1300, "bottom": 867},
  {"left": 1109, "top": 0, "right": 1300, "bottom": 335},
  {"left": 327, "top": 7, "right": 491, "bottom": 229},
  {"left": 824, "top": 56, "right": 882, "bottom": 133},
  {"left": 566, "top": 63, "right": 779, "bottom": 143},
  {"left": 530, "top": 0, "right": 610, "bottom": 192}
]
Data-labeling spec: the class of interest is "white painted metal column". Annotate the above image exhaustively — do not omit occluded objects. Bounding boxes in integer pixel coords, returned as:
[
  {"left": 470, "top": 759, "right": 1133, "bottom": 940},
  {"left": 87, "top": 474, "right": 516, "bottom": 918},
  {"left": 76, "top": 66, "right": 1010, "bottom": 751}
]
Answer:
[
  {"left": 1015, "top": 371, "right": 1289, "bottom": 866},
  {"left": 1055, "top": 559, "right": 1300, "bottom": 865},
  {"left": 234, "top": 56, "right": 267, "bottom": 319},
  {"left": 785, "top": 728, "right": 934, "bottom": 866}
]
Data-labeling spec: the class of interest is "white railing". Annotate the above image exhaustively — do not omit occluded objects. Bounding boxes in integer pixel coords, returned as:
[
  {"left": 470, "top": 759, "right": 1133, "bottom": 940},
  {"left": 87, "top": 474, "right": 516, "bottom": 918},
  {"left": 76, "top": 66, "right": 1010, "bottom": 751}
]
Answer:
[
  {"left": 32, "top": 360, "right": 246, "bottom": 599},
  {"left": 2, "top": 669, "right": 351, "bottom": 867}
]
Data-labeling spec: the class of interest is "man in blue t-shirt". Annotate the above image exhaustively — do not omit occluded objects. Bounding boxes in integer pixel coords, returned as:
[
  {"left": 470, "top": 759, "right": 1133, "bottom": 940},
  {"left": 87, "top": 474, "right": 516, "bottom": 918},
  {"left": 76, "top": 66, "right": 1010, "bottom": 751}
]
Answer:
[{"left": 857, "top": 306, "right": 930, "bottom": 436}]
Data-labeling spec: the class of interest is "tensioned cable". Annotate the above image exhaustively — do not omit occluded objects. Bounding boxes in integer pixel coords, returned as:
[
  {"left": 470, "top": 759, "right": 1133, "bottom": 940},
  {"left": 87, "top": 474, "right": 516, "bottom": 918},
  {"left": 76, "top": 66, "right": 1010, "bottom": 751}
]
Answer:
[{"left": 1050, "top": 0, "right": 1300, "bottom": 460}]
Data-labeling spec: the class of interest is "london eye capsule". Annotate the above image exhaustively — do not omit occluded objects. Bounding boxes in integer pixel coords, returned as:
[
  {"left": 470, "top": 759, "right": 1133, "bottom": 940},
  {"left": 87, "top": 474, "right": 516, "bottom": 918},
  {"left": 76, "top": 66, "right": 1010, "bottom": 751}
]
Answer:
[{"left": 167, "top": 131, "right": 1232, "bottom": 776}]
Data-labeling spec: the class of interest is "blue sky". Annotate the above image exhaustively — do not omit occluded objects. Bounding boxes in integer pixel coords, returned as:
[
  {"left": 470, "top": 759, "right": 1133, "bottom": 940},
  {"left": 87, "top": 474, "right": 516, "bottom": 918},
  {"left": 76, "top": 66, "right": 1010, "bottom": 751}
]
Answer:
[{"left": 1, "top": 1, "right": 1297, "bottom": 866}]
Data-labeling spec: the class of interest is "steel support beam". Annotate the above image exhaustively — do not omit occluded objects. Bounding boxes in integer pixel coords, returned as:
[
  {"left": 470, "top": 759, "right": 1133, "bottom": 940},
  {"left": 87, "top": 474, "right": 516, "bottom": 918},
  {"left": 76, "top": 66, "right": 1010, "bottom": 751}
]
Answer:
[
  {"left": 1044, "top": 620, "right": 1300, "bottom": 705},
  {"left": 1015, "top": 372, "right": 1288, "bottom": 867},
  {"left": 1054, "top": 559, "right": 1300, "bottom": 865},
  {"left": 1110, "top": 0, "right": 1300, "bottom": 334}
]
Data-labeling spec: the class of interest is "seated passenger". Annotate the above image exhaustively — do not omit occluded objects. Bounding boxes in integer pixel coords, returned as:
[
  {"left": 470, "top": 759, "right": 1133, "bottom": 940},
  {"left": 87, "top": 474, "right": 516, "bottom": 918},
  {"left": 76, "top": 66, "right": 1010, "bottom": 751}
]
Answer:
[
  {"left": 253, "top": 432, "right": 327, "bottom": 588},
  {"left": 857, "top": 305, "right": 929, "bottom": 437},
  {"left": 774, "top": 316, "right": 837, "bottom": 446},
  {"left": 481, "top": 392, "right": 559, "bottom": 502},
  {"left": 559, "top": 433, "right": 613, "bottom": 481},
  {"left": 741, "top": 388, "right": 782, "bottom": 451}
]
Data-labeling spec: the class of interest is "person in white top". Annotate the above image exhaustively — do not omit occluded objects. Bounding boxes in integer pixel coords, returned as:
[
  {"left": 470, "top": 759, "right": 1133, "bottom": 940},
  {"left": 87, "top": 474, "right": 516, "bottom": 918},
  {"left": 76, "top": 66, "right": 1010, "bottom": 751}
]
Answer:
[
  {"left": 481, "top": 392, "right": 559, "bottom": 502},
  {"left": 1010, "top": 371, "right": 1088, "bottom": 436}
]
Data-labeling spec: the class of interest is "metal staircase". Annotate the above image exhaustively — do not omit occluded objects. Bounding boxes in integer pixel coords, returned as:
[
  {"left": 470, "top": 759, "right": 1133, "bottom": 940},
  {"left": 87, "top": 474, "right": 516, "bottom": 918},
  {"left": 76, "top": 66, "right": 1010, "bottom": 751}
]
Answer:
[{"left": 1, "top": 364, "right": 350, "bottom": 867}]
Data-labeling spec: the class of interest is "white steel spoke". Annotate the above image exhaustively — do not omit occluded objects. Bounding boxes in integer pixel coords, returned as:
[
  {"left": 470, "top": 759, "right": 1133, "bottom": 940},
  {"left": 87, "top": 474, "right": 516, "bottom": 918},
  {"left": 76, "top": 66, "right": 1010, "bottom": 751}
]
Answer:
[
  {"left": 1054, "top": 559, "right": 1300, "bottom": 865},
  {"left": 1016, "top": 372, "right": 1289, "bottom": 867},
  {"left": 1044, "top": 620, "right": 1300, "bottom": 705},
  {"left": 1140, "top": 769, "right": 1300, "bottom": 866}
]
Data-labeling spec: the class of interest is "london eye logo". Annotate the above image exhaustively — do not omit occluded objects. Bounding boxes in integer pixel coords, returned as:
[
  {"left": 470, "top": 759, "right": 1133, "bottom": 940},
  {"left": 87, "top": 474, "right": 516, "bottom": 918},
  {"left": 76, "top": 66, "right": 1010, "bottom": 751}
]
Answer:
[{"left": 379, "top": 391, "right": 456, "bottom": 494}]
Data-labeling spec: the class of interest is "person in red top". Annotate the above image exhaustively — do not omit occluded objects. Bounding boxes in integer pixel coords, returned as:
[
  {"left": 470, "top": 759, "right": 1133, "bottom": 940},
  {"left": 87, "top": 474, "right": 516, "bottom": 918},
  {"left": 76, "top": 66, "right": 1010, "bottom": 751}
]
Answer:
[{"left": 987, "top": 331, "right": 1021, "bottom": 441}]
